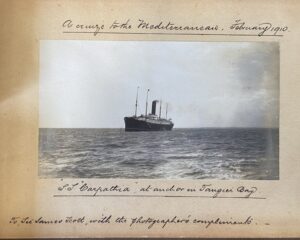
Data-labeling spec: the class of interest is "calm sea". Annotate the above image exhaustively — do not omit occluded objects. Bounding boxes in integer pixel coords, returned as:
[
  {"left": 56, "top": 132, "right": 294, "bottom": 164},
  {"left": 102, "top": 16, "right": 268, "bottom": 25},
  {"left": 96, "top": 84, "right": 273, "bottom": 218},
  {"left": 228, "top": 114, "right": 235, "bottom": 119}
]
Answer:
[{"left": 39, "top": 128, "right": 279, "bottom": 180}]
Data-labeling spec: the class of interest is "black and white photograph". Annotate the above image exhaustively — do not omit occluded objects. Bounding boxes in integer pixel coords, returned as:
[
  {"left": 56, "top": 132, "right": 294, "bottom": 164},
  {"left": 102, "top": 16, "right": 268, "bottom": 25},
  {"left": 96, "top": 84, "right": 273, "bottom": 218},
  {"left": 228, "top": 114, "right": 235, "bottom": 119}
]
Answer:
[{"left": 39, "top": 40, "right": 279, "bottom": 180}]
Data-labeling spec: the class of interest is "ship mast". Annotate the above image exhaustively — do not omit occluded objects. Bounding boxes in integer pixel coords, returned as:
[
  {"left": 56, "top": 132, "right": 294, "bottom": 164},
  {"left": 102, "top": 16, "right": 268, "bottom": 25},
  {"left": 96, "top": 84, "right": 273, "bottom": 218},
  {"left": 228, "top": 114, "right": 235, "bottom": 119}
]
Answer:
[
  {"left": 134, "top": 86, "right": 139, "bottom": 117},
  {"left": 166, "top": 103, "right": 168, "bottom": 119},
  {"left": 159, "top": 100, "right": 162, "bottom": 119},
  {"left": 145, "top": 89, "right": 150, "bottom": 116}
]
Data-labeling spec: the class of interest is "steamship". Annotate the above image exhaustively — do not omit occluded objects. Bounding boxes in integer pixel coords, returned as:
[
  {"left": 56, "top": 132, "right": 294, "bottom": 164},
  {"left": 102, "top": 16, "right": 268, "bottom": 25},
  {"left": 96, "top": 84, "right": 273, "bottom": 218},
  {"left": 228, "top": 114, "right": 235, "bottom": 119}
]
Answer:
[{"left": 124, "top": 88, "right": 174, "bottom": 131}]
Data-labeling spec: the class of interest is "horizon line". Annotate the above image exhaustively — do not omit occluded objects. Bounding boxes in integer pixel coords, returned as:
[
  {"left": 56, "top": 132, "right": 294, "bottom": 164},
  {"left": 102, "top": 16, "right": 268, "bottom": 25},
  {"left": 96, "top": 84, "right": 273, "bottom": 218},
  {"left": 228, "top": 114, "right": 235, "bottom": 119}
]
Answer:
[{"left": 39, "top": 127, "right": 279, "bottom": 129}]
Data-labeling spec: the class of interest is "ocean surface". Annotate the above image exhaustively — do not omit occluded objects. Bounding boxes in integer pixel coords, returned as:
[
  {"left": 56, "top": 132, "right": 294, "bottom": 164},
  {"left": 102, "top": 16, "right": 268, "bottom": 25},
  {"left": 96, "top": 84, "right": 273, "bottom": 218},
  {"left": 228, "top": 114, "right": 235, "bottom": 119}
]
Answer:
[{"left": 39, "top": 128, "right": 279, "bottom": 180}]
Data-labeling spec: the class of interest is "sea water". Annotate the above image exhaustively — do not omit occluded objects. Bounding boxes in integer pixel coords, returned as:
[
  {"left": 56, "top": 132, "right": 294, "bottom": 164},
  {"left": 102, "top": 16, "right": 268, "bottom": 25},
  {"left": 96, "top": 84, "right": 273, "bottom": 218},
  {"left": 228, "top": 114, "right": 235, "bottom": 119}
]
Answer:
[{"left": 39, "top": 128, "right": 279, "bottom": 180}]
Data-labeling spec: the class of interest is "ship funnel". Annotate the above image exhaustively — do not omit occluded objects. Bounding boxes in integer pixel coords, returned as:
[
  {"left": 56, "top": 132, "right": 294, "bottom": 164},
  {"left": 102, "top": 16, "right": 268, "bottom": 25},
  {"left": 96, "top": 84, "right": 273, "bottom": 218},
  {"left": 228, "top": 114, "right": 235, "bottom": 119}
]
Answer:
[{"left": 151, "top": 100, "right": 159, "bottom": 115}]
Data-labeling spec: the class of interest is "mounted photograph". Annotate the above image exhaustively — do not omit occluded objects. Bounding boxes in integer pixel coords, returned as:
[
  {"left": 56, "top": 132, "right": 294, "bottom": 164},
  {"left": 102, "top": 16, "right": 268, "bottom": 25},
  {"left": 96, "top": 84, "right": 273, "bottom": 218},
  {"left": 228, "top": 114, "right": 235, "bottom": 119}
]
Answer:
[{"left": 39, "top": 40, "right": 279, "bottom": 180}]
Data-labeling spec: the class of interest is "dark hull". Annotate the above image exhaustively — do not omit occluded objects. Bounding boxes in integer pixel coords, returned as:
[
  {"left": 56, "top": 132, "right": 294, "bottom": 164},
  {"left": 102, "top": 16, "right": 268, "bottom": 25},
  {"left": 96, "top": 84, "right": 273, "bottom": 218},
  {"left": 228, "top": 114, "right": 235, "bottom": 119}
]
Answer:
[{"left": 124, "top": 117, "right": 174, "bottom": 131}]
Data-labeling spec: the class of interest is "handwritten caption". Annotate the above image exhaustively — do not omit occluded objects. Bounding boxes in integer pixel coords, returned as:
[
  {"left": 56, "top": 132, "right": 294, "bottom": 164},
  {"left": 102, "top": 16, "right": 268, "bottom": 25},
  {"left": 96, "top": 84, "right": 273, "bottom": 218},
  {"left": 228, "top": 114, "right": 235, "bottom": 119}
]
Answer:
[
  {"left": 9, "top": 215, "right": 253, "bottom": 229},
  {"left": 62, "top": 19, "right": 289, "bottom": 37},
  {"left": 54, "top": 179, "right": 262, "bottom": 199}
]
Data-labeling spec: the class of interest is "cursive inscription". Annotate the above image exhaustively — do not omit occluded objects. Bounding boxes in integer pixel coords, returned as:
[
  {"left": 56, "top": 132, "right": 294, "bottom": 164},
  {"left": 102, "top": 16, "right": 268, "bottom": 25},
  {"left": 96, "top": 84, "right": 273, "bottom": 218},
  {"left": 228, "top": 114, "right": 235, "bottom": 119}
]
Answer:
[
  {"left": 62, "top": 18, "right": 289, "bottom": 37},
  {"left": 230, "top": 19, "right": 288, "bottom": 36},
  {"left": 57, "top": 181, "right": 130, "bottom": 196},
  {"left": 9, "top": 214, "right": 254, "bottom": 229},
  {"left": 62, "top": 19, "right": 105, "bottom": 36},
  {"left": 137, "top": 19, "right": 218, "bottom": 31},
  {"left": 55, "top": 180, "right": 261, "bottom": 199}
]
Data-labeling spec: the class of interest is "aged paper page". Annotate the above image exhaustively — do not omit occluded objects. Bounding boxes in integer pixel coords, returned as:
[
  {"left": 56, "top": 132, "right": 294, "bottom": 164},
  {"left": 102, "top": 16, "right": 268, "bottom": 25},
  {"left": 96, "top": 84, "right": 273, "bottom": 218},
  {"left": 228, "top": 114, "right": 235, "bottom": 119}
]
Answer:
[{"left": 0, "top": 0, "right": 300, "bottom": 238}]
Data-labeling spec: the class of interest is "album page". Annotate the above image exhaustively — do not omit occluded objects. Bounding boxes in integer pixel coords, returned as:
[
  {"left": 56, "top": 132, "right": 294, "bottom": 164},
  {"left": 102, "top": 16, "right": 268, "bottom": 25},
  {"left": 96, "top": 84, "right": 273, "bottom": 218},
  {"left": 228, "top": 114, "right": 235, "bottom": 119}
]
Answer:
[{"left": 0, "top": 0, "right": 300, "bottom": 238}]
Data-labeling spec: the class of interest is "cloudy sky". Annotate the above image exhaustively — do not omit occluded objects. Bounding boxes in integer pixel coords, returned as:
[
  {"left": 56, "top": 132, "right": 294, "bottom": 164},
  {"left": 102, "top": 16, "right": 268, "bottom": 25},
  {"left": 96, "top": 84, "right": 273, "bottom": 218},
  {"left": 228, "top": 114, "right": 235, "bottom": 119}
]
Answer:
[{"left": 39, "top": 40, "right": 279, "bottom": 128}]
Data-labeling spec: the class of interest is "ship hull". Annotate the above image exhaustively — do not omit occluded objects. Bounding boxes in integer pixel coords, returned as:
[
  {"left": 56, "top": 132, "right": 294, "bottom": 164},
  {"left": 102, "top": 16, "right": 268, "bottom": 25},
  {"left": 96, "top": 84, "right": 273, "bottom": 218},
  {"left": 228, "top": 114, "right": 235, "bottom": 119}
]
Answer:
[{"left": 124, "top": 117, "right": 174, "bottom": 131}]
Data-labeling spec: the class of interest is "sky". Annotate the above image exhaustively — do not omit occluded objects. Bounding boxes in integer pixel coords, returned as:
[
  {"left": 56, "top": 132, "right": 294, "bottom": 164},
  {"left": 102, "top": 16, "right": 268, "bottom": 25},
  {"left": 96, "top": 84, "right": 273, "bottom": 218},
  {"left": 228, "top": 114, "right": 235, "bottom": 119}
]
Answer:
[{"left": 39, "top": 40, "right": 279, "bottom": 128}]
